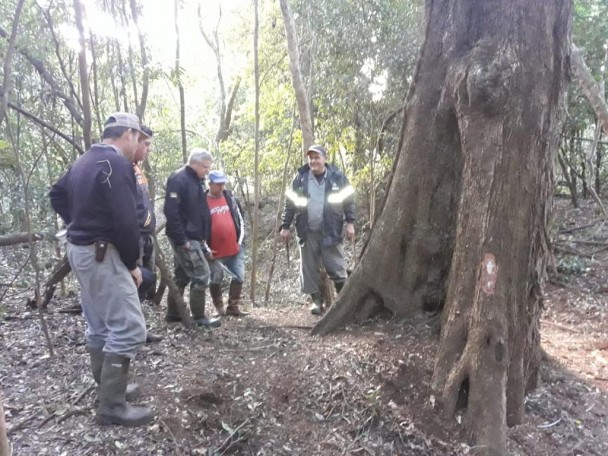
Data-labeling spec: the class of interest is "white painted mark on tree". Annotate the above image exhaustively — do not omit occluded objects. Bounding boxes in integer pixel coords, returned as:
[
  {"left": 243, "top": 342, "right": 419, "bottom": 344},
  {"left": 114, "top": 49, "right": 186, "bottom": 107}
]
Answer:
[{"left": 481, "top": 253, "right": 498, "bottom": 295}]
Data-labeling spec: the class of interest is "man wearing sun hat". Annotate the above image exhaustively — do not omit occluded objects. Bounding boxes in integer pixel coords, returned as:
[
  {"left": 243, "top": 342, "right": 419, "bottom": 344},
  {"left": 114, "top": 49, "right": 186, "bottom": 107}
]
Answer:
[
  {"left": 49, "top": 112, "right": 154, "bottom": 426},
  {"left": 280, "top": 144, "right": 356, "bottom": 315},
  {"left": 206, "top": 170, "right": 249, "bottom": 317}
]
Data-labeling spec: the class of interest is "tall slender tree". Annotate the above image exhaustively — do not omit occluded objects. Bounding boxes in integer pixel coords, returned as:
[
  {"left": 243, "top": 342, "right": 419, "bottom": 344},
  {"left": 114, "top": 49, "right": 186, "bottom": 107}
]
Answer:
[
  {"left": 174, "top": 0, "right": 187, "bottom": 161},
  {"left": 73, "top": 0, "right": 92, "bottom": 149},
  {"left": 279, "top": 0, "right": 313, "bottom": 152},
  {"left": 0, "top": 0, "right": 27, "bottom": 129},
  {"left": 250, "top": 0, "right": 260, "bottom": 304}
]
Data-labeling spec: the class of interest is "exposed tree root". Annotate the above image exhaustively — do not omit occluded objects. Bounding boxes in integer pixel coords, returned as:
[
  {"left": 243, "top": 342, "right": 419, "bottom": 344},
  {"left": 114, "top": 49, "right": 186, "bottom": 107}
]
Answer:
[{"left": 312, "top": 267, "right": 384, "bottom": 335}]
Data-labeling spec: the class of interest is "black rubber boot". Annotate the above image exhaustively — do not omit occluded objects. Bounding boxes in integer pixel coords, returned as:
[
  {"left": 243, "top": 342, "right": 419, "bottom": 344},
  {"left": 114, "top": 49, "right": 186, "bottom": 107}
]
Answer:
[
  {"left": 88, "top": 345, "right": 140, "bottom": 402},
  {"left": 165, "top": 285, "right": 185, "bottom": 322},
  {"left": 96, "top": 354, "right": 154, "bottom": 426},
  {"left": 191, "top": 288, "right": 221, "bottom": 328}
]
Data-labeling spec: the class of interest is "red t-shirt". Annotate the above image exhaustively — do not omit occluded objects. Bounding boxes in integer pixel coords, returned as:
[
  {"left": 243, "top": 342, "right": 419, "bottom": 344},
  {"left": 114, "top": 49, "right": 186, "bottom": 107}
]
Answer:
[{"left": 207, "top": 195, "right": 239, "bottom": 258}]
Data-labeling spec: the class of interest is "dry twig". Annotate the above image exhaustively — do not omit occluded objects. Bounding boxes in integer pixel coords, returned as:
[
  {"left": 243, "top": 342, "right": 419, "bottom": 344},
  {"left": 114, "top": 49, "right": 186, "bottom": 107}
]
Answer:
[
  {"left": 160, "top": 418, "right": 182, "bottom": 456},
  {"left": 540, "top": 319, "right": 583, "bottom": 334}
]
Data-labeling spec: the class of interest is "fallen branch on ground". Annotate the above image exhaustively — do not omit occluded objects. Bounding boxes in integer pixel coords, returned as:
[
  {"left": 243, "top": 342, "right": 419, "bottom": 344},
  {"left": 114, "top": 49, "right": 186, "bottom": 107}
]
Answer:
[{"left": 540, "top": 319, "right": 583, "bottom": 334}]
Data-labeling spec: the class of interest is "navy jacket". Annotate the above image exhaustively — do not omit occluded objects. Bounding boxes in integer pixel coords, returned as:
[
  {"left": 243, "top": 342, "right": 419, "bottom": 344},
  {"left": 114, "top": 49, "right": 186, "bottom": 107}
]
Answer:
[
  {"left": 164, "top": 166, "right": 211, "bottom": 246},
  {"left": 281, "top": 164, "right": 355, "bottom": 246},
  {"left": 49, "top": 144, "right": 140, "bottom": 270}
]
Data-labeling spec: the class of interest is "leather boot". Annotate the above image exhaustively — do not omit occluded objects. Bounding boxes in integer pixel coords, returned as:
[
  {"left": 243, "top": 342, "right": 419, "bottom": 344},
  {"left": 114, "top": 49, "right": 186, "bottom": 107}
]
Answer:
[
  {"left": 310, "top": 292, "right": 324, "bottom": 315},
  {"left": 226, "top": 281, "right": 249, "bottom": 317},
  {"left": 96, "top": 353, "right": 154, "bottom": 426},
  {"left": 88, "top": 345, "right": 140, "bottom": 402},
  {"left": 209, "top": 283, "right": 226, "bottom": 316},
  {"left": 165, "top": 285, "right": 185, "bottom": 322},
  {"left": 190, "top": 288, "right": 221, "bottom": 328}
]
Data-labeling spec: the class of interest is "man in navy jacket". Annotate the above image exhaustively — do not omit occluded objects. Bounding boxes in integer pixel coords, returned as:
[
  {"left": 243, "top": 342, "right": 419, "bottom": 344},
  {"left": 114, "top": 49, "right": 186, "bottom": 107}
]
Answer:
[
  {"left": 49, "top": 113, "right": 154, "bottom": 427},
  {"left": 163, "top": 148, "right": 220, "bottom": 328}
]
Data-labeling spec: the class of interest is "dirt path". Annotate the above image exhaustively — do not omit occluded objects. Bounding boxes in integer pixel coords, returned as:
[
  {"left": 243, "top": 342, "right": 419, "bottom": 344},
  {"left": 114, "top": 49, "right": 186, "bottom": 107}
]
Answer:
[{"left": 1, "top": 283, "right": 606, "bottom": 455}]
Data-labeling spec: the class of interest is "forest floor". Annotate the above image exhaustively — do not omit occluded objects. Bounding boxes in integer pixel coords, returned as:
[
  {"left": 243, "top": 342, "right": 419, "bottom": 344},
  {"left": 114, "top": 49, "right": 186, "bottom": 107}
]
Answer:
[{"left": 1, "top": 197, "right": 608, "bottom": 455}]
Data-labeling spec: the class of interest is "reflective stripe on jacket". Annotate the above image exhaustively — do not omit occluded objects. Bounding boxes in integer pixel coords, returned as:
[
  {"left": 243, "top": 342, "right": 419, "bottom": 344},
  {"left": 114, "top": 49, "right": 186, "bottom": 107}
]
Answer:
[{"left": 281, "top": 164, "right": 355, "bottom": 246}]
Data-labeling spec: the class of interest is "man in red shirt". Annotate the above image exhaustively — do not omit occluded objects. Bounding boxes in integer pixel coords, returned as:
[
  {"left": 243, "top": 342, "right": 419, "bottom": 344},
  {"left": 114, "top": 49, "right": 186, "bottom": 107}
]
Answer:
[{"left": 207, "top": 170, "right": 249, "bottom": 317}]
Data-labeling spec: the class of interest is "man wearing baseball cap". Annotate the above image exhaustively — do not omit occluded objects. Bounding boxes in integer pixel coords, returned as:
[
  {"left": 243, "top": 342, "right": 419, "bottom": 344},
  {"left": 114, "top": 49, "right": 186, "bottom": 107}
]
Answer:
[
  {"left": 206, "top": 170, "right": 249, "bottom": 317},
  {"left": 280, "top": 144, "right": 356, "bottom": 315},
  {"left": 49, "top": 112, "right": 154, "bottom": 426}
]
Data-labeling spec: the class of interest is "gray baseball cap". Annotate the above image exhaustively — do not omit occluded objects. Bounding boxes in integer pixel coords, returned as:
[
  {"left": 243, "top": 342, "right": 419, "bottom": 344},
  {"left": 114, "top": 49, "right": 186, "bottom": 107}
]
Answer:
[
  {"left": 307, "top": 144, "right": 327, "bottom": 157},
  {"left": 103, "top": 112, "right": 142, "bottom": 132}
]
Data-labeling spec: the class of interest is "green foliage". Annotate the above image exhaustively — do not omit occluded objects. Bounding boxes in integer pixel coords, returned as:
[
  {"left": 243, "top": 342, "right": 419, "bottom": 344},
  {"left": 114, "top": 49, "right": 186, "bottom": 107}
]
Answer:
[
  {"left": 557, "top": 0, "right": 608, "bottom": 202},
  {"left": 556, "top": 255, "right": 587, "bottom": 276},
  {"left": 0, "top": 141, "right": 16, "bottom": 169}
]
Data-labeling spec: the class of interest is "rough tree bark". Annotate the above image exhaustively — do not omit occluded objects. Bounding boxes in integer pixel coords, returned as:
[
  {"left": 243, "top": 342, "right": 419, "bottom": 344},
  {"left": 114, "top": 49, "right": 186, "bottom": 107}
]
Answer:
[{"left": 313, "top": 1, "right": 571, "bottom": 453}]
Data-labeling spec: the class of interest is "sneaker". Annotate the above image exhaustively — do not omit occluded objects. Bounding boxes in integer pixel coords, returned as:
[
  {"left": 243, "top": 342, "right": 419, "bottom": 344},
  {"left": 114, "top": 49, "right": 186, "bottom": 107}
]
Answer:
[
  {"left": 164, "top": 315, "right": 182, "bottom": 323},
  {"left": 194, "top": 317, "right": 221, "bottom": 328}
]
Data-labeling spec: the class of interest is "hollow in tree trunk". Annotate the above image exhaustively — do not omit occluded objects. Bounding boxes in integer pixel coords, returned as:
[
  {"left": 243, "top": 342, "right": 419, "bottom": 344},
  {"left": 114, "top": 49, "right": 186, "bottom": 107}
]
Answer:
[{"left": 313, "top": 1, "right": 571, "bottom": 453}]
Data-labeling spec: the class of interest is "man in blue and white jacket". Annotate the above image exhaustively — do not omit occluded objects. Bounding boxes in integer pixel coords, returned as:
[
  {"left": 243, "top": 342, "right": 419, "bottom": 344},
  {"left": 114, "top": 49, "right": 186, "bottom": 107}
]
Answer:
[{"left": 280, "top": 144, "right": 356, "bottom": 315}]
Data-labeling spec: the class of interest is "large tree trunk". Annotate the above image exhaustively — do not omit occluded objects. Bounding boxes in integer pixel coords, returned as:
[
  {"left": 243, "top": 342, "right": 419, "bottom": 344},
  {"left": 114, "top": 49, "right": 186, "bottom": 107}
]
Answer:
[{"left": 313, "top": 0, "right": 571, "bottom": 453}]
